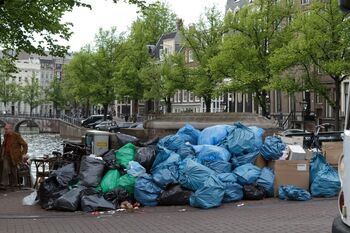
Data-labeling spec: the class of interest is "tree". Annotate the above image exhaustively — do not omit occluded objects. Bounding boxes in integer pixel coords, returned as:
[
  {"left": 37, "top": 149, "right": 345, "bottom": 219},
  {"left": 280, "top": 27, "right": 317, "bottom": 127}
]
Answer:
[
  {"left": 141, "top": 53, "right": 189, "bottom": 113},
  {"left": 0, "top": 57, "right": 20, "bottom": 113},
  {"left": 211, "top": 0, "right": 294, "bottom": 116},
  {"left": 0, "top": 0, "right": 149, "bottom": 58},
  {"left": 116, "top": 2, "right": 177, "bottom": 118},
  {"left": 91, "top": 28, "right": 126, "bottom": 120},
  {"left": 21, "top": 73, "right": 44, "bottom": 116},
  {"left": 62, "top": 49, "right": 95, "bottom": 117},
  {"left": 270, "top": 0, "right": 350, "bottom": 130},
  {"left": 180, "top": 6, "right": 226, "bottom": 112},
  {"left": 46, "top": 77, "right": 66, "bottom": 117}
]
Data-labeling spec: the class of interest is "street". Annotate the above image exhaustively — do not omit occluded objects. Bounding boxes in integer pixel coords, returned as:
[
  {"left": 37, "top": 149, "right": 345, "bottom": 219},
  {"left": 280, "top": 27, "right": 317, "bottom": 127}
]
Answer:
[{"left": 0, "top": 190, "right": 338, "bottom": 233}]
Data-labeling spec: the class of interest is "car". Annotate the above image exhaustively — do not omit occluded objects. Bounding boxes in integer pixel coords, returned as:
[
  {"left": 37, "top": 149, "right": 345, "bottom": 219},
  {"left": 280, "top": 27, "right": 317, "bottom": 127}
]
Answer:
[
  {"left": 108, "top": 122, "right": 134, "bottom": 132},
  {"left": 95, "top": 120, "right": 117, "bottom": 131},
  {"left": 87, "top": 119, "right": 103, "bottom": 129},
  {"left": 129, "top": 123, "right": 143, "bottom": 129},
  {"left": 81, "top": 115, "right": 112, "bottom": 127}
]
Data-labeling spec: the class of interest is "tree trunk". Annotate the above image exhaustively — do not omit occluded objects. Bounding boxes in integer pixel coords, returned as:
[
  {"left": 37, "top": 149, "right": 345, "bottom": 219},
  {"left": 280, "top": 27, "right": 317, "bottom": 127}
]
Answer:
[
  {"left": 165, "top": 96, "right": 172, "bottom": 113},
  {"left": 334, "top": 78, "right": 341, "bottom": 131},
  {"left": 132, "top": 99, "right": 139, "bottom": 122},
  {"left": 256, "top": 91, "right": 269, "bottom": 117},
  {"left": 103, "top": 103, "right": 108, "bottom": 121},
  {"left": 204, "top": 96, "right": 211, "bottom": 113}
]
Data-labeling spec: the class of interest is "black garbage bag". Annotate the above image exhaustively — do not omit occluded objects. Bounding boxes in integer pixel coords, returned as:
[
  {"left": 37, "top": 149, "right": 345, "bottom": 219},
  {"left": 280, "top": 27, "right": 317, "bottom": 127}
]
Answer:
[
  {"left": 81, "top": 192, "right": 116, "bottom": 212},
  {"left": 52, "top": 163, "right": 76, "bottom": 187},
  {"left": 38, "top": 176, "right": 68, "bottom": 210},
  {"left": 103, "top": 188, "right": 129, "bottom": 208},
  {"left": 135, "top": 146, "right": 156, "bottom": 173},
  {"left": 140, "top": 137, "right": 159, "bottom": 147},
  {"left": 157, "top": 184, "right": 192, "bottom": 206},
  {"left": 102, "top": 149, "right": 123, "bottom": 171},
  {"left": 54, "top": 186, "right": 86, "bottom": 211},
  {"left": 79, "top": 156, "right": 105, "bottom": 187},
  {"left": 243, "top": 184, "right": 265, "bottom": 200},
  {"left": 116, "top": 133, "right": 140, "bottom": 146}
]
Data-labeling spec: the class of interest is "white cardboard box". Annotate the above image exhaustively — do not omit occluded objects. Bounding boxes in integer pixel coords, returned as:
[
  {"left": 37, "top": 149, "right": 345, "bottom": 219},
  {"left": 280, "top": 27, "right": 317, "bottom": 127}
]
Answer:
[{"left": 288, "top": 145, "right": 306, "bottom": 160}]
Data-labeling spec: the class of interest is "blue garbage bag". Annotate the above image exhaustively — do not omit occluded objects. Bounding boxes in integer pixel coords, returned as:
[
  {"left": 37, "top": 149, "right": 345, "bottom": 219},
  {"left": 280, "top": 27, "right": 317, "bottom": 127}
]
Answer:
[
  {"left": 177, "top": 124, "right": 200, "bottom": 145},
  {"left": 309, "top": 153, "right": 328, "bottom": 184},
  {"left": 127, "top": 161, "right": 146, "bottom": 177},
  {"left": 200, "top": 160, "right": 232, "bottom": 174},
  {"left": 178, "top": 159, "right": 216, "bottom": 191},
  {"left": 279, "top": 185, "right": 311, "bottom": 201},
  {"left": 260, "top": 136, "right": 286, "bottom": 160},
  {"left": 226, "top": 123, "right": 256, "bottom": 156},
  {"left": 158, "top": 134, "right": 185, "bottom": 152},
  {"left": 189, "top": 175, "right": 225, "bottom": 209},
  {"left": 134, "top": 174, "right": 163, "bottom": 206},
  {"left": 152, "top": 146, "right": 173, "bottom": 170},
  {"left": 218, "top": 173, "right": 238, "bottom": 183},
  {"left": 192, "top": 145, "right": 231, "bottom": 162},
  {"left": 218, "top": 173, "right": 243, "bottom": 203},
  {"left": 311, "top": 166, "right": 340, "bottom": 197},
  {"left": 310, "top": 153, "right": 340, "bottom": 197},
  {"left": 235, "top": 150, "right": 260, "bottom": 167},
  {"left": 176, "top": 144, "right": 196, "bottom": 160},
  {"left": 256, "top": 167, "right": 275, "bottom": 197},
  {"left": 233, "top": 163, "right": 261, "bottom": 185},
  {"left": 151, "top": 152, "right": 181, "bottom": 188},
  {"left": 198, "top": 125, "right": 233, "bottom": 145},
  {"left": 249, "top": 126, "right": 265, "bottom": 150}
]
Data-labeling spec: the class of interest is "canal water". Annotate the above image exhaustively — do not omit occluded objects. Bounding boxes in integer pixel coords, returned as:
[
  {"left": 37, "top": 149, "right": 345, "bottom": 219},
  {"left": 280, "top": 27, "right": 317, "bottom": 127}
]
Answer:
[{"left": 21, "top": 133, "right": 64, "bottom": 183}]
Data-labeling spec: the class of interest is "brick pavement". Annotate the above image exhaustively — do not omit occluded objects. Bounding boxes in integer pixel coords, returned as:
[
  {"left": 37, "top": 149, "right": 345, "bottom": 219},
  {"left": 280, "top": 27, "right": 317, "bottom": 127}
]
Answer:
[{"left": 0, "top": 189, "right": 338, "bottom": 233}]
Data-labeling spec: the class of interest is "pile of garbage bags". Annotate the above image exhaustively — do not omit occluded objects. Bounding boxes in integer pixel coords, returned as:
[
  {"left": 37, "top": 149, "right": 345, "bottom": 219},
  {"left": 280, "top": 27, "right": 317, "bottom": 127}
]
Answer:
[{"left": 34, "top": 122, "right": 340, "bottom": 212}]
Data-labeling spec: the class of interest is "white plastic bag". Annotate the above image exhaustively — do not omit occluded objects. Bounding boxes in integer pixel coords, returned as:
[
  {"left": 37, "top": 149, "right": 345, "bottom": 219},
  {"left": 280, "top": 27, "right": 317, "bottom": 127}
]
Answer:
[{"left": 22, "top": 191, "right": 38, "bottom": 206}]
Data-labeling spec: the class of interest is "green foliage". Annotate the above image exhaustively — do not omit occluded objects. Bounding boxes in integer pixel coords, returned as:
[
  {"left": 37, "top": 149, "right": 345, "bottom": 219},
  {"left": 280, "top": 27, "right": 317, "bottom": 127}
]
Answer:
[
  {"left": 211, "top": 0, "right": 294, "bottom": 116},
  {"left": 0, "top": 57, "right": 20, "bottom": 107},
  {"left": 181, "top": 6, "right": 226, "bottom": 112},
  {"left": 62, "top": 49, "right": 94, "bottom": 114},
  {"left": 141, "top": 53, "right": 189, "bottom": 112},
  {"left": 21, "top": 73, "right": 45, "bottom": 116},
  {"left": 115, "top": 1, "right": 177, "bottom": 114},
  {"left": 0, "top": 0, "right": 150, "bottom": 58},
  {"left": 270, "top": 0, "right": 350, "bottom": 129},
  {"left": 46, "top": 77, "right": 66, "bottom": 114}
]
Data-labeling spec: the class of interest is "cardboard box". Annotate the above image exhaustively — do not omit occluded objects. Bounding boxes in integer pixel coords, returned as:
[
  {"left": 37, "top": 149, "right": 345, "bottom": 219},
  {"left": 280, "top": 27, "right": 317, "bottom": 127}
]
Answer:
[
  {"left": 268, "top": 160, "right": 309, "bottom": 197},
  {"left": 288, "top": 145, "right": 306, "bottom": 160},
  {"left": 255, "top": 154, "right": 267, "bottom": 168},
  {"left": 322, "top": 141, "right": 343, "bottom": 166}
]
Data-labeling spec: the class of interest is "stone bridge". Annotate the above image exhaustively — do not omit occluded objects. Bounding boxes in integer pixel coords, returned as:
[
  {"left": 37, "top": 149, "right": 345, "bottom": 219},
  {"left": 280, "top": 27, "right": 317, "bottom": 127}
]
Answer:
[{"left": 0, "top": 115, "right": 60, "bottom": 133}]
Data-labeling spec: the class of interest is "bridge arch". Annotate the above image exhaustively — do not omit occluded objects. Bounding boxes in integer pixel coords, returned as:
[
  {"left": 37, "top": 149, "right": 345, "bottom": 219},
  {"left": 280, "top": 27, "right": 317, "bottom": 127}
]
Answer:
[{"left": 14, "top": 119, "right": 40, "bottom": 133}]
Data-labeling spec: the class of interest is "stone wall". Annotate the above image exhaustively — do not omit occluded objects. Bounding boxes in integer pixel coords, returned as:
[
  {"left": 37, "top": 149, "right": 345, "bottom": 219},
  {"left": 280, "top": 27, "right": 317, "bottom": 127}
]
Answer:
[
  {"left": 144, "top": 112, "right": 278, "bottom": 140},
  {"left": 59, "top": 120, "right": 87, "bottom": 140}
]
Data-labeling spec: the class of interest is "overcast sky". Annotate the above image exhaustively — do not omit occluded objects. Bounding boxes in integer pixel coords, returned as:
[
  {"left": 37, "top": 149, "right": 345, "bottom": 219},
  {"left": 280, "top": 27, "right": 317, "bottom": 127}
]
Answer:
[{"left": 62, "top": 0, "right": 226, "bottom": 52}]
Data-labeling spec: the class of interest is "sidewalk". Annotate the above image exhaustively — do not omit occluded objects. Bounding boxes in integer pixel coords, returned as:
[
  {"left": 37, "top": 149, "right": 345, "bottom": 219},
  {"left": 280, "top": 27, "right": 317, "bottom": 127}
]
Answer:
[{"left": 0, "top": 189, "right": 338, "bottom": 233}]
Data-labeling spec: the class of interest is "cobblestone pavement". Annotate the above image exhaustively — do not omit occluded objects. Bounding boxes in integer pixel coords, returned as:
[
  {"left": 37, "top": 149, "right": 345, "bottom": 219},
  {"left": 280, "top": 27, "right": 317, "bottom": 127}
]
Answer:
[{"left": 0, "top": 189, "right": 338, "bottom": 233}]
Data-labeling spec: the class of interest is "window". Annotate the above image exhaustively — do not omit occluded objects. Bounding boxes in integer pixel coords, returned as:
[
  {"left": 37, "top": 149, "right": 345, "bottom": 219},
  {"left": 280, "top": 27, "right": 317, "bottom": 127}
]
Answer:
[
  {"left": 183, "top": 91, "right": 188, "bottom": 102},
  {"left": 189, "top": 92, "right": 194, "bottom": 102},
  {"left": 301, "top": 0, "right": 309, "bottom": 5},
  {"left": 188, "top": 50, "right": 194, "bottom": 63},
  {"left": 19, "top": 77, "right": 21, "bottom": 82}
]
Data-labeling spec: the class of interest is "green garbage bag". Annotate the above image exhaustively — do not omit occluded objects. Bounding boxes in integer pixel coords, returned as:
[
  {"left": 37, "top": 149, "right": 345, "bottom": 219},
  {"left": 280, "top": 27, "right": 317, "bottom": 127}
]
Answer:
[
  {"left": 98, "top": 170, "right": 121, "bottom": 193},
  {"left": 116, "top": 174, "right": 136, "bottom": 195},
  {"left": 115, "top": 143, "right": 136, "bottom": 168}
]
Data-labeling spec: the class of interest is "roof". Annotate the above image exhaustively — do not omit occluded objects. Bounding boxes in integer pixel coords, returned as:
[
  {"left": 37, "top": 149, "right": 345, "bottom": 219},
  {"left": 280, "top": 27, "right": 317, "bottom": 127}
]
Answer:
[
  {"left": 153, "top": 31, "right": 182, "bottom": 59},
  {"left": 226, "top": 0, "right": 249, "bottom": 13}
]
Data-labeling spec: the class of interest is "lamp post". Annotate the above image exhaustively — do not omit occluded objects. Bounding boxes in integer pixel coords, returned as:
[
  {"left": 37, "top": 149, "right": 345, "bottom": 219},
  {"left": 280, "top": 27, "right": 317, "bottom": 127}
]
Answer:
[{"left": 300, "top": 99, "right": 308, "bottom": 131}]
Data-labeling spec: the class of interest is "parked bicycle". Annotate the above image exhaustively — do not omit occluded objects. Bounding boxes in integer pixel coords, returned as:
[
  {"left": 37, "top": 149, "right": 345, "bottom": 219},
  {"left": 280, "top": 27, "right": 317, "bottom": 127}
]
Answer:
[{"left": 304, "top": 123, "right": 332, "bottom": 152}]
